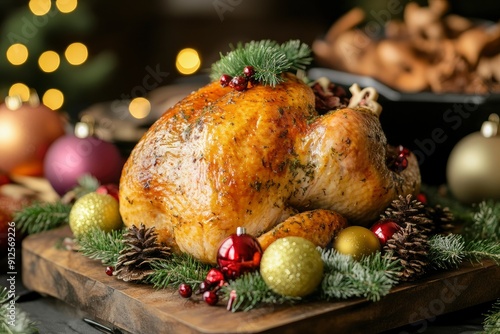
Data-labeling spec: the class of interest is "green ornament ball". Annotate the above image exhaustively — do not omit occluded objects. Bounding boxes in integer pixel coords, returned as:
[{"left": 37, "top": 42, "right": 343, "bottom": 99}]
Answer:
[
  {"left": 69, "top": 192, "right": 122, "bottom": 237},
  {"left": 260, "top": 236, "right": 323, "bottom": 297},
  {"left": 333, "top": 226, "right": 381, "bottom": 261}
]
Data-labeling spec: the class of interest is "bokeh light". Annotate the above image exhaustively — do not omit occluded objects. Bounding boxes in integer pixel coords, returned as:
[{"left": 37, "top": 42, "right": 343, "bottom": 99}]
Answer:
[
  {"left": 8, "top": 83, "right": 30, "bottom": 101},
  {"left": 56, "top": 0, "right": 78, "bottom": 13},
  {"left": 29, "top": 0, "right": 51, "bottom": 15},
  {"left": 39, "top": 51, "right": 61, "bottom": 72},
  {"left": 176, "top": 48, "right": 201, "bottom": 75},
  {"left": 128, "top": 97, "right": 151, "bottom": 119},
  {"left": 6, "top": 44, "right": 29, "bottom": 65},
  {"left": 42, "top": 89, "right": 64, "bottom": 110},
  {"left": 65, "top": 42, "right": 88, "bottom": 65}
]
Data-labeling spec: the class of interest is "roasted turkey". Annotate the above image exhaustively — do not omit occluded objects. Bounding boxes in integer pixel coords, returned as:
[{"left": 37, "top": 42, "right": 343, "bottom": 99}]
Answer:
[{"left": 119, "top": 73, "right": 420, "bottom": 263}]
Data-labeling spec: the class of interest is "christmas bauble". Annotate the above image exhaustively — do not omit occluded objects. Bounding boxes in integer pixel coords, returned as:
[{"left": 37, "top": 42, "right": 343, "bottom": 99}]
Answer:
[
  {"left": 216, "top": 227, "right": 262, "bottom": 280},
  {"left": 447, "top": 114, "right": 500, "bottom": 203},
  {"left": 44, "top": 124, "right": 123, "bottom": 196},
  {"left": 69, "top": 192, "right": 122, "bottom": 237},
  {"left": 0, "top": 97, "right": 65, "bottom": 176},
  {"left": 259, "top": 236, "right": 323, "bottom": 297},
  {"left": 370, "top": 220, "right": 402, "bottom": 246},
  {"left": 333, "top": 226, "right": 381, "bottom": 260}
]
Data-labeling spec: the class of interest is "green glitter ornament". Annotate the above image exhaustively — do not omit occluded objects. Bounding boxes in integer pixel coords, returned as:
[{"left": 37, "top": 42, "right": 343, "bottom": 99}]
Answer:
[
  {"left": 69, "top": 192, "right": 122, "bottom": 237},
  {"left": 260, "top": 236, "right": 323, "bottom": 297}
]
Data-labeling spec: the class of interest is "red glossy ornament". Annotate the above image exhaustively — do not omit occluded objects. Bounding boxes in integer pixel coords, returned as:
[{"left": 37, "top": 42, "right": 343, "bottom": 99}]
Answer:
[
  {"left": 44, "top": 121, "right": 123, "bottom": 196},
  {"left": 0, "top": 97, "right": 65, "bottom": 176},
  {"left": 178, "top": 283, "right": 192, "bottom": 298},
  {"left": 217, "top": 227, "right": 262, "bottom": 280},
  {"left": 203, "top": 290, "right": 219, "bottom": 306},
  {"left": 370, "top": 220, "right": 402, "bottom": 246}
]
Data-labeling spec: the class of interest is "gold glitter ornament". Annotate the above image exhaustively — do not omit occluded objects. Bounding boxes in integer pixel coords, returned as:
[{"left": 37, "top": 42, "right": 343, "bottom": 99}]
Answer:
[
  {"left": 259, "top": 236, "right": 323, "bottom": 298},
  {"left": 333, "top": 226, "right": 381, "bottom": 260},
  {"left": 69, "top": 192, "right": 122, "bottom": 237}
]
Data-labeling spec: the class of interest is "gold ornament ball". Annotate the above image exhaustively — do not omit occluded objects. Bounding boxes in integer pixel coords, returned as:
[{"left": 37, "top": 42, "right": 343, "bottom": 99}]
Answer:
[
  {"left": 69, "top": 192, "right": 122, "bottom": 237},
  {"left": 447, "top": 114, "right": 500, "bottom": 203},
  {"left": 259, "top": 236, "right": 323, "bottom": 298},
  {"left": 333, "top": 226, "right": 381, "bottom": 260}
]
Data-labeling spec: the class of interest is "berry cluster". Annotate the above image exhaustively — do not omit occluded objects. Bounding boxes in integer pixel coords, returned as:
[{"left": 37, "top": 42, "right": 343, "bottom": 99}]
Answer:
[
  {"left": 387, "top": 145, "right": 410, "bottom": 172},
  {"left": 178, "top": 268, "right": 226, "bottom": 306},
  {"left": 219, "top": 66, "right": 256, "bottom": 91}
]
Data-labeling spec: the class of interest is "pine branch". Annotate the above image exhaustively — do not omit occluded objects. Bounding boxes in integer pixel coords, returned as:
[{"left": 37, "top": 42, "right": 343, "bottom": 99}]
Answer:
[
  {"left": 483, "top": 299, "right": 500, "bottom": 333},
  {"left": 14, "top": 201, "right": 71, "bottom": 235},
  {"left": 428, "top": 234, "right": 465, "bottom": 270},
  {"left": 419, "top": 184, "right": 473, "bottom": 224},
  {"left": 428, "top": 234, "right": 500, "bottom": 269},
  {"left": 210, "top": 40, "right": 312, "bottom": 86},
  {"left": 320, "top": 249, "right": 401, "bottom": 302},
  {"left": 146, "top": 253, "right": 211, "bottom": 290},
  {"left": 77, "top": 228, "right": 125, "bottom": 266},
  {"left": 0, "top": 287, "right": 38, "bottom": 334},
  {"left": 221, "top": 271, "right": 300, "bottom": 312},
  {"left": 71, "top": 174, "right": 100, "bottom": 199},
  {"left": 464, "top": 200, "right": 500, "bottom": 242},
  {"left": 464, "top": 239, "right": 500, "bottom": 264}
]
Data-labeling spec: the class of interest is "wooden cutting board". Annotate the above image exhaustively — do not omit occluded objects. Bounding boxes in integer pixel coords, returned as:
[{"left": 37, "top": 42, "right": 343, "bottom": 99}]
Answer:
[{"left": 22, "top": 226, "right": 500, "bottom": 334}]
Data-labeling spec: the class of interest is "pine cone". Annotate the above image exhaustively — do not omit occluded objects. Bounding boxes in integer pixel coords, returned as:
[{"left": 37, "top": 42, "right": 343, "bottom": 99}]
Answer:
[
  {"left": 114, "top": 224, "right": 171, "bottom": 282},
  {"left": 425, "top": 205, "right": 454, "bottom": 235},
  {"left": 381, "top": 194, "right": 434, "bottom": 235},
  {"left": 384, "top": 224, "right": 429, "bottom": 281}
]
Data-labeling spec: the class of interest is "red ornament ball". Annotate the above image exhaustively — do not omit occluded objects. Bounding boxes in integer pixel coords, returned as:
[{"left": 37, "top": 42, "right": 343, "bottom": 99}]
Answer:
[
  {"left": 370, "top": 220, "right": 402, "bottom": 246},
  {"left": 178, "top": 283, "right": 193, "bottom": 298},
  {"left": 217, "top": 227, "right": 262, "bottom": 280},
  {"left": 44, "top": 135, "right": 123, "bottom": 196},
  {"left": 416, "top": 193, "right": 428, "bottom": 205},
  {"left": 203, "top": 290, "right": 219, "bottom": 306}
]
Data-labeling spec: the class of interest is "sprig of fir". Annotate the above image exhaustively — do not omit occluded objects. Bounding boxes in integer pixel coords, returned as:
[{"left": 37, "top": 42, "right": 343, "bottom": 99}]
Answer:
[
  {"left": 320, "top": 249, "right": 401, "bottom": 302},
  {"left": 210, "top": 40, "right": 312, "bottom": 86},
  {"left": 147, "top": 253, "right": 211, "bottom": 290},
  {"left": 428, "top": 234, "right": 500, "bottom": 269},
  {"left": 221, "top": 272, "right": 300, "bottom": 312},
  {"left": 464, "top": 200, "right": 500, "bottom": 242},
  {"left": 76, "top": 228, "right": 125, "bottom": 267},
  {"left": 483, "top": 299, "right": 500, "bottom": 333},
  {"left": 0, "top": 287, "right": 38, "bottom": 334},
  {"left": 14, "top": 201, "right": 72, "bottom": 235}
]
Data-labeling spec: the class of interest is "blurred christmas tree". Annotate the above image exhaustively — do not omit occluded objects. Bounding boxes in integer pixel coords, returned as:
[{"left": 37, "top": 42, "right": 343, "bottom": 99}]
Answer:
[{"left": 0, "top": 0, "right": 117, "bottom": 117}]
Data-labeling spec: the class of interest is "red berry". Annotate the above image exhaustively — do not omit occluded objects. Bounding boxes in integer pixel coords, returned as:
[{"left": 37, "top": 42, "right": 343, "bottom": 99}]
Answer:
[
  {"left": 205, "top": 268, "right": 225, "bottom": 286},
  {"left": 398, "top": 145, "right": 410, "bottom": 157},
  {"left": 219, "top": 74, "right": 232, "bottom": 87},
  {"left": 178, "top": 283, "right": 193, "bottom": 298},
  {"left": 203, "top": 290, "right": 219, "bottom": 306},
  {"left": 229, "top": 76, "right": 248, "bottom": 91},
  {"left": 105, "top": 266, "right": 114, "bottom": 276},
  {"left": 196, "top": 280, "right": 211, "bottom": 294},
  {"left": 416, "top": 193, "right": 428, "bottom": 205},
  {"left": 243, "top": 66, "right": 255, "bottom": 78},
  {"left": 96, "top": 184, "right": 120, "bottom": 202},
  {"left": 394, "top": 154, "right": 408, "bottom": 172}
]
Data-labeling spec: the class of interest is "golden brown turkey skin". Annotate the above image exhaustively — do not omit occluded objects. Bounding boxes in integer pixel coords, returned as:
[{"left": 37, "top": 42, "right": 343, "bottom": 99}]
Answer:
[{"left": 119, "top": 73, "right": 420, "bottom": 263}]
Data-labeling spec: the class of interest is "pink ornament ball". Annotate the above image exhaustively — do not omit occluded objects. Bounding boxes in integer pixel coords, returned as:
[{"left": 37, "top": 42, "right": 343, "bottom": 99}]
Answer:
[{"left": 44, "top": 135, "right": 124, "bottom": 195}]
